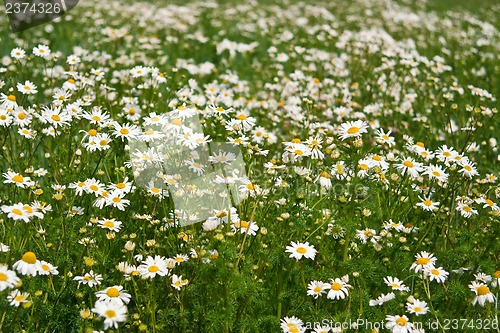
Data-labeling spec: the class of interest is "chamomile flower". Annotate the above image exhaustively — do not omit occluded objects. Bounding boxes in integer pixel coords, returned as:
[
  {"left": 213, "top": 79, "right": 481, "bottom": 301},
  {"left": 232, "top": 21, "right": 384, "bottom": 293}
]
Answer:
[
  {"left": 410, "top": 251, "right": 437, "bottom": 273},
  {"left": 424, "top": 164, "right": 449, "bottom": 183},
  {"left": 38, "top": 261, "right": 59, "bottom": 276},
  {"left": 384, "top": 276, "right": 410, "bottom": 292},
  {"left": 17, "top": 80, "right": 38, "bottom": 95},
  {"left": 369, "top": 292, "right": 396, "bottom": 306},
  {"left": 280, "top": 316, "right": 305, "bottom": 333},
  {"left": 307, "top": 280, "right": 328, "bottom": 299},
  {"left": 13, "top": 251, "right": 42, "bottom": 276},
  {"left": 406, "top": 299, "right": 428, "bottom": 316},
  {"left": 375, "top": 128, "right": 395, "bottom": 147},
  {"left": 74, "top": 270, "right": 103, "bottom": 288},
  {"left": 10, "top": 47, "right": 26, "bottom": 59},
  {"left": 337, "top": 120, "right": 368, "bottom": 141},
  {"left": 469, "top": 282, "right": 496, "bottom": 306},
  {"left": 138, "top": 255, "right": 169, "bottom": 279},
  {"left": 92, "top": 299, "right": 128, "bottom": 329},
  {"left": 326, "top": 278, "right": 351, "bottom": 300},
  {"left": 456, "top": 201, "right": 478, "bottom": 218},
  {"left": 7, "top": 290, "right": 30, "bottom": 307},
  {"left": 171, "top": 274, "right": 189, "bottom": 290},
  {"left": 355, "top": 228, "right": 381, "bottom": 244},
  {"left": 231, "top": 220, "right": 259, "bottom": 235},
  {"left": 425, "top": 266, "right": 449, "bottom": 283},
  {"left": 96, "top": 286, "right": 131, "bottom": 304},
  {"left": 33, "top": 44, "right": 51, "bottom": 58},
  {"left": 0, "top": 265, "right": 20, "bottom": 291},
  {"left": 395, "top": 157, "right": 423, "bottom": 178},
  {"left": 385, "top": 315, "right": 414, "bottom": 333},
  {"left": 416, "top": 195, "right": 440, "bottom": 212},
  {"left": 98, "top": 218, "right": 123, "bottom": 232},
  {"left": 285, "top": 241, "right": 317, "bottom": 261},
  {"left": 3, "top": 171, "right": 35, "bottom": 188}
]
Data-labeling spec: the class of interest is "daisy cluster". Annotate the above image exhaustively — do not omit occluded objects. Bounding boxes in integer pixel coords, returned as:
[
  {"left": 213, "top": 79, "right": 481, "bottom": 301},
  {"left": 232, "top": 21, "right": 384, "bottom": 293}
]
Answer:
[{"left": 0, "top": 0, "right": 498, "bottom": 331}]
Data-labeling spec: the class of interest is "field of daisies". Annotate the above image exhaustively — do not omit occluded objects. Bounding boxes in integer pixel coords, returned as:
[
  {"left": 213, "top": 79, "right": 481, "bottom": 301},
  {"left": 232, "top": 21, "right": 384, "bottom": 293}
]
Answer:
[{"left": 0, "top": 0, "right": 499, "bottom": 332}]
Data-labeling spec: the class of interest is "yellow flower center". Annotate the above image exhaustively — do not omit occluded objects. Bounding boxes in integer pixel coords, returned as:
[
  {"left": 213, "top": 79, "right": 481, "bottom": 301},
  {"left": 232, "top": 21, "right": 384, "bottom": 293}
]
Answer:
[
  {"left": 463, "top": 205, "right": 472, "bottom": 212},
  {"left": 320, "top": 171, "right": 331, "bottom": 179},
  {"left": 105, "top": 310, "right": 116, "bottom": 318},
  {"left": 15, "top": 295, "right": 25, "bottom": 302},
  {"left": 42, "top": 264, "right": 50, "bottom": 271},
  {"left": 372, "top": 155, "right": 382, "bottom": 161},
  {"left": 236, "top": 114, "right": 247, "bottom": 120},
  {"left": 12, "top": 175, "right": 24, "bottom": 183},
  {"left": 172, "top": 118, "right": 182, "bottom": 126},
  {"left": 391, "top": 283, "right": 400, "bottom": 288},
  {"left": 416, "top": 257, "right": 430, "bottom": 265},
  {"left": 493, "top": 270, "right": 500, "bottom": 279},
  {"left": 99, "top": 140, "right": 108, "bottom": 146},
  {"left": 22, "top": 252, "right": 37, "bottom": 264},
  {"left": 246, "top": 183, "right": 256, "bottom": 190},
  {"left": 148, "top": 265, "right": 159, "bottom": 273},
  {"left": 106, "top": 287, "right": 120, "bottom": 298},
  {"left": 476, "top": 285, "right": 490, "bottom": 296},
  {"left": 89, "top": 185, "right": 99, "bottom": 191},
  {"left": 17, "top": 113, "right": 26, "bottom": 120},
  {"left": 7, "top": 95, "right": 16, "bottom": 102},
  {"left": 24, "top": 86, "right": 31, "bottom": 91},
  {"left": 128, "top": 108, "right": 136, "bottom": 115},
  {"left": 360, "top": 163, "right": 369, "bottom": 170},
  {"left": 396, "top": 317, "right": 407, "bottom": 326},
  {"left": 347, "top": 126, "right": 359, "bottom": 134},
  {"left": 91, "top": 115, "right": 101, "bottom": 121},
  {"left": 403, "top": 160, "right": 413, "bottom": 168},
  {"left": 240, "top": 221, "right": 250, "bottom": 228},
  {"left": 291, "top": 138, "right": 301, "bottom": 143},
  {"left": 414, "top": 307, "right": 422, "bottom": 312},
  {"left": 88, "top": 129, "right": 97, "bottom": 136},
  {"left": 313, "top": 286, "right": 322, "bottom": 293},
  {"left": 432, "top": 171, "right": 441, "bottom": 177},
  {"left": 296, "top": 247, "right": 307, "bottom": 254},
  {"left": 103, "top": 221, "right": 115, "bottom": 228},
  {"left": 464, "top": 165, "right": 472, "bottom": 171},
  {"left": 431, "top": 269, "right": 439, "bottom": 275},
  {"left": 120, "top": 128, "right": 129, "bottom": 135},
  {"left": 23, "top": 205, "right": 33, "bottom": 213},
  {"left": 51, "top": 115, "right": 61, "bottom": 122},
  {"left": 331, "top": 282, "right": 342, "bottom": 291},
  {"left": 423, "top": 200, "right": 432, "bottom": 207},
  {"left": 12, "top": 208, "right": 23, "bottom": 216},
  {"left": 0, "top": 273, "right": 7, "bottom": 281},
  {"left": 294, "top": 149, "right": 303, "bottom": 156}
]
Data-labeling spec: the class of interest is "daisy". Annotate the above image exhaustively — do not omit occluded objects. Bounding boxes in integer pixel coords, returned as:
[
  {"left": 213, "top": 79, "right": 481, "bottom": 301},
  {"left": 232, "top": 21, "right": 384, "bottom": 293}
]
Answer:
[
  {"left": 232, "top": 112, "right": 256, "bottom": 131},
  {"left": 82, "top": 107, "right": 110, "bottom": 125},
  {"left": 326, "top": 277, "right": 351, "bottom": 300},
  {"left": 406, "top": 299, "right": 429, "bottom": 316},
  {"left": 337, "top": 120, "right": 368, "bottom": 141},
  {"left": 307, "top": 280, "right": 328, "bottom": 299},
  {"left": 306, "top": 136, "right": 325, "bottom": 160},
  {"left": 0, "top": 265, "right": 20, "bottom": 291},
  {"left": 316, "top": 171, "right": 332, "bottom": 189},
  {"left": 92, "top": 299, "right": 128, "bottom": 330},
  {"left": 375, "top": 128, "right": 395, "bottom": 147},
  {"left": 105, "top": 190, "right": 130, "bottom": 211},
  {"left": 17, "top": 80, "right": 38, "bottom": 95},
  {"left": 456, "top": 201, "right": 478, "bottom": 218},
  {"left": 1, "top": 203, "right": 28, "bottom": 222},
  {"left": 231, "top": 220, "right": 259, "bottom": 235},
  {"left": 385, "top": 315, "right": 414, "bottom": 333},
  {"left": 424, "top": 164, "right": 449, "bottom": 183},
  {"left": 384, "top": 276, "right": 410, "bottom": 292},
  {"left": 285, "top": 241, "right": 317, "bottom": 261},
  {"left": 355, "top": 228, "right": 381, "bottom": 244},
  {"left": 33, "top": 44, "right": 51, "bottom": 58},
  {"left": 369, "top": 292, "right": 396, "bottom": 306},
  {"left": 357, "top": 158, "right": 375, "bottom": 178},
  {"left": 38, "top": 261, "right": 59, "bottom": 276},
  {"left": 425, "top": 266, "right": 449, "bottom": 283},
  {"left": 331, "top": 161, "right": 352, "bottom": 180},
  {"left": 280, "top": 316, "right": 305, "bottom": 333},
  {"left": 138, "top": 255, "right": 169, "bottom": 279},
  {"left": 96, "top": 286, "right": 131, "bottom": 304},
  {"left": 0, "top": 108, "right": 12, "bottom": 127},
  {"left": 13, "top": 251, "right": 42, "bottom": 276},
  {"left": 0, "top": 93, "right": 18, "bottom": 109},
  {"left": 416, "top": 195, "right": 440, "bottom": 212},
  {"left": 457, "top": 160, "right": 479, "bottom": 178},
  {"left": 41, "top": 105, "right": 72, "bottom": 128},
  {"left": 313, "top": 326, "right": 332, "bottom": 333},
  {"left": 410, "top": 251, "right": 437, "bottom": 273},
  {"left": 10, "top": 47, "right": 26, "bottom": 59},
  {"left": 395, "top": 157, "right": 423, "bottom": 178},
  {"left": 476, "top": 198, "right": 500, "bottom": 211},
  {"left": 130, "top": 65, "right": 148, "bottom": 78},
  {"left": 123, "top": 104, "right": 142, "bottom": 121},
  {"left": 171, "top": 274, "right": 189, "bottom": 290},
  {"left": 469, "top": 282, "right": 496, "bottom": 306},
  {"left": 112, "top": 122, "right": 141, "bottom": 141},
  {"left": 492, "top": 270, "right": 500, "bottom": 288},
  {"left": 98, "top": 218, "right": 123, "bottom": 232},
  {"left": 3, "top": 171, "right": 35, "bottom": 188},
  {"left": 73, "top": 270, "right": 103, "bottom": 288},
  {"left": 7, "top": 290, "right": 30, "bottom": 307}
]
